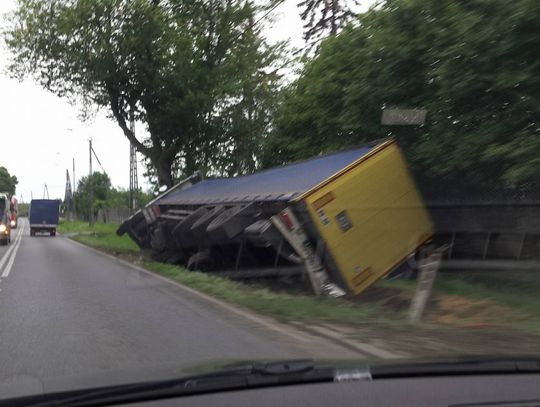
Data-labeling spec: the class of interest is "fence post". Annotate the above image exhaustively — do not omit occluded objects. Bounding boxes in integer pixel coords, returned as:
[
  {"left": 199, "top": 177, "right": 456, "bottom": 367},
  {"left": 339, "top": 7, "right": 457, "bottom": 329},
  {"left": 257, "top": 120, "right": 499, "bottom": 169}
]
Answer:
[{"left": 408, "top": 245, "right": 448, "bottom": 323}]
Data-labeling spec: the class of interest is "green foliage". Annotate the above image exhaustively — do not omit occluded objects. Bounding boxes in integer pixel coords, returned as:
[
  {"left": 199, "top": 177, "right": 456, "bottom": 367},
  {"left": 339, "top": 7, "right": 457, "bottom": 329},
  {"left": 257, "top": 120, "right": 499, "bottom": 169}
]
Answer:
[
  {"left": 297, "top": 0, "right": 360, "bottom": 44},
  {"left": 266, "top": 0, "right": 540, "bottom": 191},
  {"left": 5, "top": 0, "right": 284, "bottom": 186},
  {"left": 107, "top": 188, "right": 153, "bottom": 210},
  {"left": 0, "top": 167, "right": 18, "bottom": 195},
  {"left": 17, "top": 203, "right": 29, "bottom": 217},
  {"left": 74, "top": 172, "right": 112, "bottom": 220},
  {"left": 72, "top": 173, "right": 152, "bottom": 219}
]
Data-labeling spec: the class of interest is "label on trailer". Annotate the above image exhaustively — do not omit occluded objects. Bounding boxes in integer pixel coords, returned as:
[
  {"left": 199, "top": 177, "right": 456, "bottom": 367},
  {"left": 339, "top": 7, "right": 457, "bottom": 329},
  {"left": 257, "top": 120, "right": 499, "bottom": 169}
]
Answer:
[
  {"left": 335, "top": 210, "right": 352, "bottom": 232},
  {"left": 312, "top": 192, "right": 335, "bottom": 210},
  {"left": 316, "top": 208, "right": 330, "bottom": 226}
]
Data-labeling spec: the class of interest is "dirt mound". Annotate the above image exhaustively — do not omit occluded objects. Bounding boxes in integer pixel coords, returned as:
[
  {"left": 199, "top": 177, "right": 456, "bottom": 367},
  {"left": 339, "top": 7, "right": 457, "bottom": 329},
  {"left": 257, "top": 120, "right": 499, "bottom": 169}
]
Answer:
[
  {"left": 356, "top": 283, "right": 526, "bottom": 328},
  {"left": 427, "top": 295, "right": 525, "bottom": 326},
  {"left": 350, "top": 285, "right": 412, "bottom": 311}
]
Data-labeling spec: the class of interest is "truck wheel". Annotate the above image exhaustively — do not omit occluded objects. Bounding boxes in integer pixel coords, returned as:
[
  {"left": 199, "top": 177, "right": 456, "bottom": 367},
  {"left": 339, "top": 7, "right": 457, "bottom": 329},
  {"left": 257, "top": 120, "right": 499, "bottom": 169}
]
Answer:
[
  {"left": 51, "top": 230, "right": 56, "bottom": 237},
  {"left": 30, "top": 229, "right": 35, "bottom": 237}
]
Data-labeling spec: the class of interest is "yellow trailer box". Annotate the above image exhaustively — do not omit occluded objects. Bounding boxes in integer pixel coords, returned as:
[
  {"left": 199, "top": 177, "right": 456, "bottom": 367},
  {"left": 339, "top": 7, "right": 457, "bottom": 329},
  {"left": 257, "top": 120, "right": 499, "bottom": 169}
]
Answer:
[{"left": 296, "top": 139, "right": 434, "bottom": 294}]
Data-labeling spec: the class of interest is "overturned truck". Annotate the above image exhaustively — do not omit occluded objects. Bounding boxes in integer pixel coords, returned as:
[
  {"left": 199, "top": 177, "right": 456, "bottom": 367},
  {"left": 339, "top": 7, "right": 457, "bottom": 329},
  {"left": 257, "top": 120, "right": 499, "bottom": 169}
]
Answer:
[{"left": 118, "top": 139, "right": 434, "bottom": 295}]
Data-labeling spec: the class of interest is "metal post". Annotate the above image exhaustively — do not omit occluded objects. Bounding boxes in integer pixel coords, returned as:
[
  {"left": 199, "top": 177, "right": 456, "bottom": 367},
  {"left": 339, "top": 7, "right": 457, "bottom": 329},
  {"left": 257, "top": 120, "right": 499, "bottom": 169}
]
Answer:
[
  {"left": 271, "top": 207, "right": 345, "bottom": 297},
  {"left": 408, "top": 245, "right": 447, "bottom": 323},
  {"left": 447, "top": 231, "right": 456, "bottom": 260},
  {"left": 64, "top": 169, "right": 73, "bottom": 220},
  {"left": 482, "top": 231, "right": 491, "bottom": 260},
  {"left": 129, "top": 115, "right": 139, "bottom": 214}
]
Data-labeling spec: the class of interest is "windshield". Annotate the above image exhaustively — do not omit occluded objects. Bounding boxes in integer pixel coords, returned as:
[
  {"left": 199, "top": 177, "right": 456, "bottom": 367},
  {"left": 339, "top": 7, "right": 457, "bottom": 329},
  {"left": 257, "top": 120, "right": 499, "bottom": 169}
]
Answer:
[{"left": 1, "top": 0, "right": 540, "bottom": 399}]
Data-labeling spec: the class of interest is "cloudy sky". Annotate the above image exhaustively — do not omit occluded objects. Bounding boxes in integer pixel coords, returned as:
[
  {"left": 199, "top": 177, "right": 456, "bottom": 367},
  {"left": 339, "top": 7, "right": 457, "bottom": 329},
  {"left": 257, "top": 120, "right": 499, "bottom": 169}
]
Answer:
[{"left": 0, "top": 0, "right": 366, "bottom": 202}]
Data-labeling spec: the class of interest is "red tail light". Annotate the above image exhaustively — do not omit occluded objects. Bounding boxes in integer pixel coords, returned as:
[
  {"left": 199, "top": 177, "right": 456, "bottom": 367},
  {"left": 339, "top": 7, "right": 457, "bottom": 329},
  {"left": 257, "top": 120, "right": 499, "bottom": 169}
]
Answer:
[{"left": 280, "top": 212, "right": 294, "bottom": 230}]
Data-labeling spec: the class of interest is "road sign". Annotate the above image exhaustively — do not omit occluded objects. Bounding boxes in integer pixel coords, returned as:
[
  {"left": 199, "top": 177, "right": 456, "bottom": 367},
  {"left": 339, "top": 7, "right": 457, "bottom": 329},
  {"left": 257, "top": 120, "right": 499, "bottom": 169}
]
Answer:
[{"left": 381, "top": 108, "right": 427, "bottom": 125}]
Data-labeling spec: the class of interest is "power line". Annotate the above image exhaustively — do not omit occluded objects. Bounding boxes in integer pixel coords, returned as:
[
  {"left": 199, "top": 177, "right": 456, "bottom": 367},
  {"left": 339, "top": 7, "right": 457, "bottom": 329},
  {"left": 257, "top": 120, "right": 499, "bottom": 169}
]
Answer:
[
  {"left": 254, "top": 0, "right": 288, "bottom": 30},
  {"left": 91, "top": 145, "right": 108, "bottom": 176},
  {"left": 228, "top": 0, "right": 287, "bottom": 44}
]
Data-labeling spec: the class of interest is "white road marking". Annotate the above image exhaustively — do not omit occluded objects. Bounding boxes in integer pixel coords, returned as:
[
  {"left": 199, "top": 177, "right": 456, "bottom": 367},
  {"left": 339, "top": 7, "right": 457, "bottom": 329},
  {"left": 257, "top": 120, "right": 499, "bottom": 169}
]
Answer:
[
  {"left": 0, "top": 220, "right": 26, "bottom": 278},
  {"left": 0, "top": 224, "right": 22, "bottom": 272}
]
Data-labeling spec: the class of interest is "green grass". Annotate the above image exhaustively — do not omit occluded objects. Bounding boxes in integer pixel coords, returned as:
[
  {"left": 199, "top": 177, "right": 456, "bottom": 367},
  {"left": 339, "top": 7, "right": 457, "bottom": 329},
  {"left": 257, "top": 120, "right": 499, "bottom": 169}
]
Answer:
[
  {"left": 144, "top": 261, "right": 385, "bottom": 324},
  {"left": 58, "top": 220, "right": 119, "bottom": 234},
  {"left": 58, "top": 220, "right": 384, "bottom": 325},
  {"left": 58, "top": 220, "right": 139, "bottom": 254},
  {"left": 57, "top": 220, "right": 540, "bottom": 332}
]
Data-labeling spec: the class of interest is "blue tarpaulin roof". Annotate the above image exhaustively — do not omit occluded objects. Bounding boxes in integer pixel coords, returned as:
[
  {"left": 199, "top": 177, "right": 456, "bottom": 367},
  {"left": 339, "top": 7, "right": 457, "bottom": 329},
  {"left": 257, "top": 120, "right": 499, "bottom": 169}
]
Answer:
[{"left": 158, "top": 144, "right": 378, "bottom": 206}]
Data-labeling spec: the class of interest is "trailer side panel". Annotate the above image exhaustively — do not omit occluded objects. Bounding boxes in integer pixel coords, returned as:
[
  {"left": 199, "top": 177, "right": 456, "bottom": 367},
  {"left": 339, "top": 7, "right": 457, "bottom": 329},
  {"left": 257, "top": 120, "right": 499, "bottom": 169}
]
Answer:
[{"left": 301, "top": 141, "right": 434, "bottom": 294}]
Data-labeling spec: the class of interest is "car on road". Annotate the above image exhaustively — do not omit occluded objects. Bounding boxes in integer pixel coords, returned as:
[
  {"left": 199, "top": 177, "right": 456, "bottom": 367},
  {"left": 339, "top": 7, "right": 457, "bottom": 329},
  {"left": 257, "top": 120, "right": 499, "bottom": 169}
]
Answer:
[
  {"left": 0, "top": 222, "right": 10, "bottom": 246},
  {"left": 0, "top": 194, "right": 12, "bottom": 245},
  {"left": 9, "top": 195, "right": 17, "bottom": 229}
]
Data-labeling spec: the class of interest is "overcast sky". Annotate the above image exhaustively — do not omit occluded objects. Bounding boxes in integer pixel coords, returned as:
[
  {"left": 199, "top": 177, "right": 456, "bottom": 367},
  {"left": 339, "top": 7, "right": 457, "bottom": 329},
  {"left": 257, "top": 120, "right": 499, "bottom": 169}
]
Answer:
[{"left": 0, "top": 0, "right": 367, "bottom": 202}]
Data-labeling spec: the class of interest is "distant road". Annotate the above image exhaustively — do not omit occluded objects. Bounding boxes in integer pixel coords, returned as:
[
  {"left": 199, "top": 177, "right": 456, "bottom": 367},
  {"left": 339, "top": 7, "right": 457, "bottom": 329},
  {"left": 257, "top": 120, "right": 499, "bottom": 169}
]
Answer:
[{"left": 0, "top": 218, "right": 359, "bottom": 393}]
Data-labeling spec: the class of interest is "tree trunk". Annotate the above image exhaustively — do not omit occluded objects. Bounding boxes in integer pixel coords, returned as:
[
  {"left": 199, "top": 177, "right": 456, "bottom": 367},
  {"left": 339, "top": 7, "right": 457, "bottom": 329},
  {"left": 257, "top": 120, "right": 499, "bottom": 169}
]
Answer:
[{"left": 157, "top": 157, "right": 174, "bottom": 188}]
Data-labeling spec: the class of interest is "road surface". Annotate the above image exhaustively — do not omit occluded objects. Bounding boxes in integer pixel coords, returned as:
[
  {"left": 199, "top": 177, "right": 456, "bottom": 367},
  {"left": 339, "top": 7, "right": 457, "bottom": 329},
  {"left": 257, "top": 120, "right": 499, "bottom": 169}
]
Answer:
[{"left": 0, "top": 218, "right": 359, "bottom": 394}]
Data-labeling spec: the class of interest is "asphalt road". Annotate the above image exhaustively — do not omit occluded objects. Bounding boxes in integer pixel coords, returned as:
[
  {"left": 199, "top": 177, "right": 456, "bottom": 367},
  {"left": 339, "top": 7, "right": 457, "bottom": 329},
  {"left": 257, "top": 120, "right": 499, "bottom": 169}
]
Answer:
[{"left": 0, "top": 218, "right": 359, "bottom": 395}]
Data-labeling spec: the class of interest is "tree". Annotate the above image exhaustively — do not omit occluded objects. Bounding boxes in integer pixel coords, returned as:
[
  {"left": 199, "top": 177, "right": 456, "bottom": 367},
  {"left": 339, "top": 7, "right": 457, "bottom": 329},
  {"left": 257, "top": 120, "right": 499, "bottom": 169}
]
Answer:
[
  {"left": 297, "top": 0, "right": 360, "bottom": 46},
  {"left": 5, "top": 0, "right": 283, "bottom": 187},
  {"left": 74, "top": 173, "right": 112, "bottom": 220},
  {"left": 108, "top": 187, "right": 153, "bottom": 209},
  {"left": 265, "top": 0, "right": 540, "bottom": 191},
  {"left": 0, "top": 167, "right": 18, "bottom": 195}
]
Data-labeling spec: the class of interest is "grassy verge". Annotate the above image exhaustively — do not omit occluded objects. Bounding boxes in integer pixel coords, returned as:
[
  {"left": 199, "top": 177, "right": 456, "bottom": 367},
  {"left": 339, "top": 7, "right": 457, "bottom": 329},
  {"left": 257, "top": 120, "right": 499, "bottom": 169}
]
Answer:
[
  {"left": 58, "top": 220, "right": 540, "bottom": 332},
  {"left": 58, "top": 220, "right": 139, "bottom": 254},
  {"left": 58, "top": 220, "right": 386, "bottom": 325},
  {"left": 145, "top": 261, "right": 392, "bottom": 324}
]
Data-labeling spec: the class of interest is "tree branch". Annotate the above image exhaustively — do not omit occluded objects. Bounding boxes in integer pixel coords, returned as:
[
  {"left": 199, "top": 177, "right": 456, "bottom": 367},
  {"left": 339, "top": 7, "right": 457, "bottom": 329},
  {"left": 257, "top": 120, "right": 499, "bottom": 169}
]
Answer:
[{"left": 108, "top": 90, "right": 151, "bottom": 157}]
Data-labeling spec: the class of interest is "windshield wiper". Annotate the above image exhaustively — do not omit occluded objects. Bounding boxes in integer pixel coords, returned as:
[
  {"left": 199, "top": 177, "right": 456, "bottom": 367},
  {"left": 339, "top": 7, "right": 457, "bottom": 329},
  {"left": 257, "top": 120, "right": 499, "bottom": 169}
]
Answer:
[{"left": 6, "top": 359, "right": 356, "bottom": 407}]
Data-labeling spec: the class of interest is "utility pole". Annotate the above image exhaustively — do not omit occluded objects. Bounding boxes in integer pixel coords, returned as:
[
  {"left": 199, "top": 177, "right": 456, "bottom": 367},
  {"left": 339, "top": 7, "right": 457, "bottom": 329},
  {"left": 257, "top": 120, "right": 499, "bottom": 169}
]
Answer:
[
  {"left": 129, "top": 113, "right": 139, "bottom": 214},
  {"left": 89, "top": 138, "right": 94, "bottom": 226},
  {"left": 64, "top": 169, "right": 73, "bottom": 220}
]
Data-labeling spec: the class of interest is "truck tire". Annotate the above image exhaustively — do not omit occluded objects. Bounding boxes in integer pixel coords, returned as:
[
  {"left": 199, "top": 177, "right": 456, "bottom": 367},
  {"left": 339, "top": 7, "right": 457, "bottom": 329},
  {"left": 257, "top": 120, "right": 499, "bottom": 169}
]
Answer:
[
  {"left": 51, "top": 229, "right": 56, "bottom": 237},
  {"left": 30, "top": 229, "right": 35, "bottom": 237}
]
